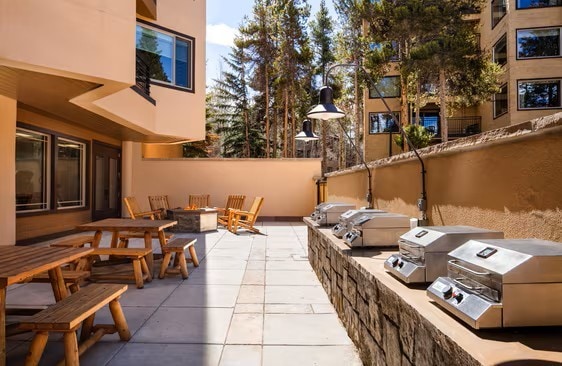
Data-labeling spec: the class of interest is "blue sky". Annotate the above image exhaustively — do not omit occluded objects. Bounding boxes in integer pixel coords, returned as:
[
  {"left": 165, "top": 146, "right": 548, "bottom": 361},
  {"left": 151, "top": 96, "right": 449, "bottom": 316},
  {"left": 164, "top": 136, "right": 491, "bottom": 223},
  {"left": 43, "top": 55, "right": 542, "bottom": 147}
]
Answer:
[{"left": 206, "top": 0, "right": 336, "bottom": 88}]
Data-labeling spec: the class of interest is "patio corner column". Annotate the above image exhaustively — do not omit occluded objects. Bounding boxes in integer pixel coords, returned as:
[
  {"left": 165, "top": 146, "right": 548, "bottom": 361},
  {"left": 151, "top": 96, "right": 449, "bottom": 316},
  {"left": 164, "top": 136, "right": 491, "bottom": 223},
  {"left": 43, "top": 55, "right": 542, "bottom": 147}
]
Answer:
[
  {"left": 0, "top": 95, "right": 17, "bottom": 246},
  {"left": 121, "top": 141, "right": 134, "bottom": 218}
]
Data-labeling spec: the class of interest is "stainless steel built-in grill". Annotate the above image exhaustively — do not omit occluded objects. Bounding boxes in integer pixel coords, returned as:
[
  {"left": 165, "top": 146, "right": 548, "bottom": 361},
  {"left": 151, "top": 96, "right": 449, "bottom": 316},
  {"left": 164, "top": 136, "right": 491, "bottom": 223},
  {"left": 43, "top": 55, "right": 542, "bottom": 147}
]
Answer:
[
  {"left": 385, "top": 226, "right": 504, "bottom": 283},
  {"left": 314, "top": 203, "right": 356, "bottom": 226},
  {"left": 310, "top": 202, "right": 342, "bottom": 221},
  {"left": 427, "top": 238, "right": 562, "bottom": 328},
  {"left": 343, "top": 213, "right": 411, "bottom": 247},
  {"left": 331, "top": 209, "right": 386, "bottom": 238}
]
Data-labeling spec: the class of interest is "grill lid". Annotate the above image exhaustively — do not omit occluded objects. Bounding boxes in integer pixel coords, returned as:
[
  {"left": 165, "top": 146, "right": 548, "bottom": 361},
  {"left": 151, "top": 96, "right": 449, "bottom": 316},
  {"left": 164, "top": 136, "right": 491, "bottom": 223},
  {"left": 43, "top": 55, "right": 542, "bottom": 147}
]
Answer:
[
  {"left": 449, "top": 239, "right": 562, "bottom": 284},
  {"left": 399, "top": 226, "right": 504, "bottom": 253},
  {"left": 352, "top": 213, "right": 410, "bottom": 228}
]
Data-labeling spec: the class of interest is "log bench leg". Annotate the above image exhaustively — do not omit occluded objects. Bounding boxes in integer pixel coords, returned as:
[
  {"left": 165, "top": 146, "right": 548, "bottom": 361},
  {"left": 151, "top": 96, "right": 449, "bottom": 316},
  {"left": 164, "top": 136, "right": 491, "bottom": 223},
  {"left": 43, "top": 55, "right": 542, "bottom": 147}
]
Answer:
[
  {"left": 188, "top": 246, "right": 199, "bottom": 267},
  {"left": 159, "top": 252, "right": 173, "bottom": 279},
  {"left": 24, "top": 331, "right": 49, "bottom": 366},
  {"left": 132, "top": 259, "right": 144, "bottom": 289},
  {"left": 109, "top": 299, "right": 131, "bottom": 341},
  {"left": 63, "top": 332, "right": 79, "bottom": 366},
  {"left": 80, "top": 313, "right": 96, "bottom": 342},
  {"left": 140, "top": 258, "right": 152, "bottom": 283},
  {"left": 178, "top": 252, "right": 188, "bottom": 279}
]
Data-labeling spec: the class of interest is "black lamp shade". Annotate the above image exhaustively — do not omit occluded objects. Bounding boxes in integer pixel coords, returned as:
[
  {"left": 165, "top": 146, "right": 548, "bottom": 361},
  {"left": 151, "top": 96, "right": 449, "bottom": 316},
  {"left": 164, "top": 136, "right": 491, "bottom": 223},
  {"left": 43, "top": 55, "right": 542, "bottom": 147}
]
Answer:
[
  {"left": 295, "top": 119, "right": 319, "bottom": 141},
  {"left": 306, "top": 86, "right": 346, "bottom": 120}
]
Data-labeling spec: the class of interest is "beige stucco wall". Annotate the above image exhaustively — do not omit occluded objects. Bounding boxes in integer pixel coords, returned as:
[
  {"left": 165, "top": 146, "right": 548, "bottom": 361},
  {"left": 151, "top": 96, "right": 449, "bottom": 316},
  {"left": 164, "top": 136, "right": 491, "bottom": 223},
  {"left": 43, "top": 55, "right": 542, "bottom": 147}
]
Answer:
[
  {"left": 127, "top": 143, "right": 322, "bottom": 217},
  {"left": 0, "top": 0, "right": 135, "bottom": 84},
  {"left": 327, "top": 113, "right": 562, "bottom": 241},
  {"left": 0, "top": 95, "right": 16, "bottom": 245}
]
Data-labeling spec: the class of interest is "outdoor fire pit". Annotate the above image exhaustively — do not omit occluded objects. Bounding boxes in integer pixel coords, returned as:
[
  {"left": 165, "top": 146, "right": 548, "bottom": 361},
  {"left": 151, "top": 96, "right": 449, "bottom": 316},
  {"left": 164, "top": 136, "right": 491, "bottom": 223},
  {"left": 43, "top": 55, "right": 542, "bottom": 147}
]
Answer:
[{"left": 166, "top": 208, "right": 218, "bottom": 233}]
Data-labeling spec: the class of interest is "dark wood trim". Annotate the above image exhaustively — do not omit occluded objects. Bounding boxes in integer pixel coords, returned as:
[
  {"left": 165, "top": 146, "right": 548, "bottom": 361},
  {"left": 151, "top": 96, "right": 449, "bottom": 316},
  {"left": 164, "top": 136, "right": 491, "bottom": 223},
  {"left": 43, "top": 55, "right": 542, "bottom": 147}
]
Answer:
[{"left": 131, "top": 85, "right": 156, "bottom": 104}]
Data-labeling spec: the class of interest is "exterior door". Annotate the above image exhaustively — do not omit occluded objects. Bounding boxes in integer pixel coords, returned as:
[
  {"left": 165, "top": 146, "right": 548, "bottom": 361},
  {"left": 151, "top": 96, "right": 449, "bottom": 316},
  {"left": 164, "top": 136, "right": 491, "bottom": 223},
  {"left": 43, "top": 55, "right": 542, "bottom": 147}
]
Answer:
[{"left": 92, "top": 141, "right": 121, "bottom": 220}]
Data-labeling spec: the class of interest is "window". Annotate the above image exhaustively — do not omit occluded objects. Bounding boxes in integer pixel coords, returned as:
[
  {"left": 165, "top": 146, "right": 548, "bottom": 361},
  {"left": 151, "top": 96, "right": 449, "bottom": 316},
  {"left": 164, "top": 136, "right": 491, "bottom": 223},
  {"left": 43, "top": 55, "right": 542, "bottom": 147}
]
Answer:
[
  {"left": 491, "top": 0, "right": 507, "bottom": 28},
  {"left": 493, "top": 34, "right": 508, "bottom": 65},
  {"left": 369, "top": 76, "right": 401, "bottom": 98},
  {"left": 56, "top": 138, "right": 86, "bottom": 209},
  {"left": 517, "top": 27, "right": 561, "bottom": 59},
  {"left": 518, "top": 79, "right": 561, "bottom": 109},
  {"left": 517, "top": 0, "right": 562, "bottom": 9},
  {"left": 16, "top": 129, "right": 49, "bottom": 212},
  {"left": 369, "top": 113, "right": 400, "bottom": 134},
  {"left": 494, "top": 84, "right": 509, "bottom": 118},
  {"left": 16, "top": 126, "right": 88, "bottom": 213},
  {"left": 136, "top": 23, "right": 194, "bottom": 91}
]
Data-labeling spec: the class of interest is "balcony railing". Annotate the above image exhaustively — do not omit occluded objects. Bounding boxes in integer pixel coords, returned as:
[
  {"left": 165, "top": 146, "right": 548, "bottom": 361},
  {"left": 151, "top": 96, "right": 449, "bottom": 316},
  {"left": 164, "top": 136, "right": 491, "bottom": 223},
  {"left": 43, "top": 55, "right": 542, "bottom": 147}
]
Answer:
[
  {"left": 447, "top": 116, "right": 482, "bottom": 137},
  {"left": 135, "top": 54, "right": 151, "bottom": 97}
]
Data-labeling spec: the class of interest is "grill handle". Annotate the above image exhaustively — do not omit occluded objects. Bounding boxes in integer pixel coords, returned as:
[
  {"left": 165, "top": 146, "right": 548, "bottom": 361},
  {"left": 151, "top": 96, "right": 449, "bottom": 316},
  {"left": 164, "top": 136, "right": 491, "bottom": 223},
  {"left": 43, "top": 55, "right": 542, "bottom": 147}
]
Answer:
[
  {"left": 454, "top": 277, "right": 484, "bottom": 291},
  {"left": 448, "top": 260, "right": 491, "bottom": 276}
]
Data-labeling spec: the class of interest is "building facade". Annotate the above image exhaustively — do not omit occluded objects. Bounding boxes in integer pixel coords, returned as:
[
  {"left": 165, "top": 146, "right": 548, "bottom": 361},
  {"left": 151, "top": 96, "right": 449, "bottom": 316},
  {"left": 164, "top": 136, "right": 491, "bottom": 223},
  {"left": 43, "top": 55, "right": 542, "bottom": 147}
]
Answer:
[
  {"left": 364, "top": 0, "right": 561, "bottom": 161},
  {"left": 0, "top": 0, "right": 206, "bottom": 244}
]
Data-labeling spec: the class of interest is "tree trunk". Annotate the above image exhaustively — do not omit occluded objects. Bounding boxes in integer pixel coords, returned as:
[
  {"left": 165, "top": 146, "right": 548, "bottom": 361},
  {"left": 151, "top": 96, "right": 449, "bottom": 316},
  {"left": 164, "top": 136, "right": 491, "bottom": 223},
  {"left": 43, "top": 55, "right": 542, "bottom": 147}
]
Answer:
[
  {"left": 439, "top": 68, "right": 448, "bottom": 142},
  {"left": 265, "top": 64, "right": 270, "bottom": 158},
  {"left": 244, "top": 110, "right": 250, "bottom": 157},
  {"left": 272, "top": 107, "right": 278, "bottom": 158},
  {"left": 283, "top": 88, "right": 288, "bottom": 158}
]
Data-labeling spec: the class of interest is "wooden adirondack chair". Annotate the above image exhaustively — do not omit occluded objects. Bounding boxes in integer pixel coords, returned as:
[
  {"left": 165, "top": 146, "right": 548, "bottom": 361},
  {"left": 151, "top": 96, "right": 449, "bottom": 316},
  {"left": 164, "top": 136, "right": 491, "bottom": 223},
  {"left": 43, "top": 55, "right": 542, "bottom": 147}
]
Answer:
[
  {"left": 148, "top": 195, "right": 170, "bottom": 219},
  {"left": 188, "top": 194, "right": 210, "bottom": 208},
  {"left": 124, "top": 196, "right": 162, "bottom": 219},
  {"left": 216, "top": 195, "right": 246, "bottom": 226},
  {"left": 227, "top": 197, "right": 265, "bottom": 235}
]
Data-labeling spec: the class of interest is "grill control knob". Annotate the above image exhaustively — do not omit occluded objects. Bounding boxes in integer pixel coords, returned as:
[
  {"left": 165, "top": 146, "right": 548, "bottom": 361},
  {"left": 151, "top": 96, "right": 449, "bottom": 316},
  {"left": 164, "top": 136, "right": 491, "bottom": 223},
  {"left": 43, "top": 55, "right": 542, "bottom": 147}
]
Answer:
[
  {"left": 454, "top": 293, "right": 464, "bottom": 303},
  {"left": 390, "top": 257, "right": 399, "bottom": 267},
  {"left": 398, "top": 260, "right": 404, "bottom": 268},
  {"left": 442, "top": 286, "right": 453, "bottom": 299}
]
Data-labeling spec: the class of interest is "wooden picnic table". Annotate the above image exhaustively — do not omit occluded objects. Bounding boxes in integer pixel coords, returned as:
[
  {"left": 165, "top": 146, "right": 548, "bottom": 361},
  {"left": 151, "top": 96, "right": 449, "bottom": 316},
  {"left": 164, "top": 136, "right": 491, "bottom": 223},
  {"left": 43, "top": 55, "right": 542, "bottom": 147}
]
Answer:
[
  {"left": 75, "top": 218, "right": 177, "bottom": 275},
  {"left": 0, "top": 246, "right": 93, "bottom": 366}
]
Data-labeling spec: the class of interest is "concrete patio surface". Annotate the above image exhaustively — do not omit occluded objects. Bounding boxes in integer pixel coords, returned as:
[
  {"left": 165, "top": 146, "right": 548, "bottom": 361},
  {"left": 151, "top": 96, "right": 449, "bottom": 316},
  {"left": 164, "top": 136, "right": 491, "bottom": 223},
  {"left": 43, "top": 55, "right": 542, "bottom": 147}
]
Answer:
[{"left": 6, "top": 222, "right": 362, "bottom": 366}]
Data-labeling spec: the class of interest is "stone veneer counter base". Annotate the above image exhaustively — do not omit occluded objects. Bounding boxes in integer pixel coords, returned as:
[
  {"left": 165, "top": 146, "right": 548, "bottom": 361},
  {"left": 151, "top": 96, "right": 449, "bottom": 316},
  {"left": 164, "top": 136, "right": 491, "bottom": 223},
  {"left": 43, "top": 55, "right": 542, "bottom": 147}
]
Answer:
[{"left": 304, "top": 217, "right": 562, "bottom": 366}]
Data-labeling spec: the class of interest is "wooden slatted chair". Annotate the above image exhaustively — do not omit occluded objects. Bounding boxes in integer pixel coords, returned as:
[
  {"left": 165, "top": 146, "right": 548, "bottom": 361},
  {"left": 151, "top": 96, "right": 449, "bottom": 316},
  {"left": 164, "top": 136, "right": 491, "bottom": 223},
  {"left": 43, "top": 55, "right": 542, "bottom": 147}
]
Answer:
[
  {"left": 124, "top": 196, "right": 162, "bottom": 220},
  {"left": 148, "top": 195, "right": 170, "bottom": 219},
  {"left": 216, "top": 194, "right": 246, "bottom": 226},
  {"left": 188, "top": 194, "right": 210, "bottom": 208},
  {"left": 227, "top": 197, "right": 265, "bottom": 235}
]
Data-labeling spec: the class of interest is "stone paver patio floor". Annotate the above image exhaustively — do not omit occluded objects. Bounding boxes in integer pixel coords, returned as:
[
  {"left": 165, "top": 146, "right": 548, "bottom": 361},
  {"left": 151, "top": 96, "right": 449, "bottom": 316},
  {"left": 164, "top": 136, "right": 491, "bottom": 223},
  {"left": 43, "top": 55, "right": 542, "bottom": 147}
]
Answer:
[{"left": 6, "top": 222, "right": 362, "bottom": 366}]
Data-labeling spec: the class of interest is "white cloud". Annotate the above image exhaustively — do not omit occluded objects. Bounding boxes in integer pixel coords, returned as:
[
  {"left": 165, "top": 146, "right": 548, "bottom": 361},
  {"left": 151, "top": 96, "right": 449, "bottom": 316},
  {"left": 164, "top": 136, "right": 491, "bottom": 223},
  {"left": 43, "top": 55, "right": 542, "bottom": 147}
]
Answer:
[{"left": 206, "top": 23, "right": 237, "bottom": 47}]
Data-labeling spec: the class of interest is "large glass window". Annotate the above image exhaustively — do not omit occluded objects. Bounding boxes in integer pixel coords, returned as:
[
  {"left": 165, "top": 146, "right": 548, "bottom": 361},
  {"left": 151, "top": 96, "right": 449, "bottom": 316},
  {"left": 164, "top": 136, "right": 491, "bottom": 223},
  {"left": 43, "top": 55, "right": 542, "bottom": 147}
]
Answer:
[
  {"left": 16, "top": 127, "right": 88, "bottom": 213},
  {"left": 16, "top": 129, "right": 49, "bottom": 212},
  {"left": 56, "top": 138, "right": 86, "bottom": 209},
  {"left": 369, "top": 113, "right": 400, "bottom": 134},
  {"left": 136, "top": 24, "right": 194, "bottom": 91},
  {"left": 369, "top": 76, "right": 401, "bottom": 98},
  {"left": 493, "top": 34, "right": 508, "bottom": 65},
  {"left": 494, "top": 84, "right": 509, "bottom": 118},
  {"left": 518, "top": 79, "right": 561, "bottom": 109},
  {"left": 491, "top": 0, "right": 507, "bottom": 28},
  {"left": 517, "top": 0, "right": 562, "bottom": 9},
  {"left": 517, "top": 27, "right": 561, "bottom": 59}
]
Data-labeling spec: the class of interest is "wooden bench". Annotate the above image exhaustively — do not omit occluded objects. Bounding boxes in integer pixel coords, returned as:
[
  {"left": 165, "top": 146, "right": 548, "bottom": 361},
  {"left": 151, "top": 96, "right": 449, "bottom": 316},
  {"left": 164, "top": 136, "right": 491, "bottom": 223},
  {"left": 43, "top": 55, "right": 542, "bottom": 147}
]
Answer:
[
  {"left": 49, "top": 235, "right": 96, "bottom": 248},
  {"left": 30, "top": 270, "right": 91, "bottom": 293},
  {"left": 159, "top": 238, "right": 198, "bottom": 280},
  {"left": 18, "top": 283, "right": 130, "bottom": 366},
  {"left": 89, "top": 248, "right": 153, "bottom": 289},
  {"left": 117, "top": 232, "right": 174, "bottom": 248}
]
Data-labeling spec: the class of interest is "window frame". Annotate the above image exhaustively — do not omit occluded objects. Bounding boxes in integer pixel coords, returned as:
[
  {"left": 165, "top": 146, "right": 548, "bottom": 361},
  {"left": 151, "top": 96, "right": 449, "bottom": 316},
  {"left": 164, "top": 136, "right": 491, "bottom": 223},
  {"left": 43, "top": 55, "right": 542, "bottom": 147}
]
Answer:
[
  {"left": 16, "top": 123, "right": 90, "bottom": 216},
  {"left": 493, "top": 33, "right": 508, "bottom": 66},
  {"left": 517, "top": 78, "right": 562, "bottom": 110},
  {"left": 136, "top": 19, "right": 195, "bottom": 93},
  {"left": 368, "top": 76, "right": 401, "bottom": 99},
  {"left": 491, "top": 0, "right": 507, "bottom": 29},
  {"left": 368, "top": 112, "right": 400, "bottom": 134},
  {"left": 493, "top": 83, "right": 509, "bottom": 118},
  {"left": 516, "top": 26, "right": 562, "bottom": 60},
  {"left": 516, "top": 0, "right": 562, "bottom": 10}
]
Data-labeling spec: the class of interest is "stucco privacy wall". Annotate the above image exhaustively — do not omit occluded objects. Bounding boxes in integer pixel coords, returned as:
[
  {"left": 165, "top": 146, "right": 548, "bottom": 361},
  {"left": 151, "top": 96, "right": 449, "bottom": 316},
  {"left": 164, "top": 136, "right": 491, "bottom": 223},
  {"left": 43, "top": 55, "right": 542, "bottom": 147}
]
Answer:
[
  {"left": 327, "top": 113, "right": 562, "bottom": 241},
  {"left": 0, "top": 95, "right": 16, "bottom": 245},
  {"left": 127, "top": 142, "right": 322, "bottom": 218}
]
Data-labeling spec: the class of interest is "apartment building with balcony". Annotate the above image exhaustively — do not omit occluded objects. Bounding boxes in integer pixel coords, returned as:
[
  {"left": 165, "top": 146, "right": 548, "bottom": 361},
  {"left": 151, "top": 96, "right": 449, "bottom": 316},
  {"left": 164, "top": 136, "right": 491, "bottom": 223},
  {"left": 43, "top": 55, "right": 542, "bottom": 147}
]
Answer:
[
  {"left": 364, "top": 0, "right": 561, "bottom": 161},
  {"left": 0, "top": 0, "right": 206, "bottom": 244}
]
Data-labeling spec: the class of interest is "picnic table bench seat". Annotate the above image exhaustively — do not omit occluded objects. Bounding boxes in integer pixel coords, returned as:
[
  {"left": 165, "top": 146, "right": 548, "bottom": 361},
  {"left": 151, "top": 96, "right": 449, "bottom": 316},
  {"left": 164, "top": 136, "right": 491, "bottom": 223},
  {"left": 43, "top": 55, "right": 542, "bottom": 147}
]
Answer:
[
  {"left": 30, "top": 270, "right": 91, "bottom": 293},
  {"left": 49, "top": 235, "right": 96, "bottom": 248},
  {"left": 18, "top": 283, "right": 130, "bottom": 366},
  {"left": 89, "top": 248, "right": 152, "bottom": 289},
  {"left": 159, "top": 238, "right": 198, "bottom": 280}
]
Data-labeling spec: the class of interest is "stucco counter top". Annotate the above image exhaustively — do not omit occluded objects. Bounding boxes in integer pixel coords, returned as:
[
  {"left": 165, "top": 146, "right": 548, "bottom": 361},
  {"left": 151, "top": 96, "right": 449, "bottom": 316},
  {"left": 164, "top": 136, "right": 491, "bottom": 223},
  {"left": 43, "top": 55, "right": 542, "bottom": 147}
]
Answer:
[{"left": 304, "top": 217, "right": 562, "bottom": 365}]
